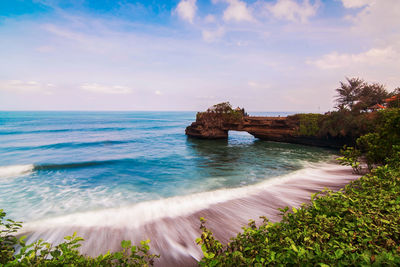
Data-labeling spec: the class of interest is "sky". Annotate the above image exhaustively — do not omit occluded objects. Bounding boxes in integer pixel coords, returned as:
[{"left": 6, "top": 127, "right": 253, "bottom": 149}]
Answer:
[{"left": 0, "top": 0, "right": 399, "bottom": 112}]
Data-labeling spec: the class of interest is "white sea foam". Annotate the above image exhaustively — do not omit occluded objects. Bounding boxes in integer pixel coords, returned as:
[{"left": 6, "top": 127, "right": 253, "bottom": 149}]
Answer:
[
  {"left": 0, "top": 164, "right": 34, "bottom": 179},
  {"left": 22, "top": 162, "right": 356, "bottom": 231}
]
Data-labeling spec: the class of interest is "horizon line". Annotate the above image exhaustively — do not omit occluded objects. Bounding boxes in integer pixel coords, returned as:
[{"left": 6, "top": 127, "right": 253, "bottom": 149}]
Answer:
[{"left": 0, "top": 109, "right": 316, "bottom": 113}]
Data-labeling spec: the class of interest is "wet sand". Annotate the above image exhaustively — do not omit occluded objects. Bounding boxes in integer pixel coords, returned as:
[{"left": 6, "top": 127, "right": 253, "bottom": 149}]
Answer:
[{"left": 21, "top": 162, "right": 359, "bottom": 266}]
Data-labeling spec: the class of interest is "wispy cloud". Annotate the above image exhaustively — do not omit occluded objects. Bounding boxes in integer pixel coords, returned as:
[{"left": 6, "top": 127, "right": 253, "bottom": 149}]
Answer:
[
  {"left": 202, "top": 27, "right": 225, "bottom": 42},
  {"left": 307, "top": 46, "right": 399, "bottom": 69},
  {"left": 0, "top": 80, "right": 54, "bottom": 94},
  {"left": 248, "top": 81, "right": 271, "bottom": 89},
  {"left": 341, "top": 0, "right": 373, "bottom": 9},
  {"left": 265, "top": 0, "right": 320, "bottom": 23},
  {"left": 80, "top": 83, "right": 132, "bottom": 94},
  {"left": 204, "top": 14, "right": 217, "bottom": 23}
]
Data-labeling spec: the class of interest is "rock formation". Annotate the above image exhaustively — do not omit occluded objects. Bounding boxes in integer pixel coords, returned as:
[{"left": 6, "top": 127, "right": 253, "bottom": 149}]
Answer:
[{"left": 185, "top": 108, "right": 347, "bottom": 148}]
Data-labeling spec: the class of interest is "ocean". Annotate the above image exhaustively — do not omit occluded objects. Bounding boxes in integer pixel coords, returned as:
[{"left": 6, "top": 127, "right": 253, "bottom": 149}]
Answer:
[
  {"left": 0, "top": 111, "right": 357, "bottom": 264},
  {"left": 0, "top": 111, "right": 335, "bottom": 223}
]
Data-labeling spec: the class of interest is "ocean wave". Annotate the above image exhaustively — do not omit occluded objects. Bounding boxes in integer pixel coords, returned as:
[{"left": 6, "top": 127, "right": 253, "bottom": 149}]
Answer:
[
  {"left": 0, "top": 127, "right": 129, "bottom": 135},
  {"left": 22, "top": 162, "right": 357, "bottom": 230},
  {"left": 33, "top": 160, "right": 120, "bottom": 171},
  {"left": 0, "top": 164, "right": 34, "bottom": 178},
  {"left": 6, "top": 140, "right": 133, "bottom": 151},
  {"left": 0, "top": 159, "right": 120, "bottom": 178}
]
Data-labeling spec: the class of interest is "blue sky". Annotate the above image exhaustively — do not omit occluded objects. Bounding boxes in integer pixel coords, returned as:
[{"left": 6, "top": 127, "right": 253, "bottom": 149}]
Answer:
[{"left": 1, "top": 0, "right": 399, "bottom": 111}]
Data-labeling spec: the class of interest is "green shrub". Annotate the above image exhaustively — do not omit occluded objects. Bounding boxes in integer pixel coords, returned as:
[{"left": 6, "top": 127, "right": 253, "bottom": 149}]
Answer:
[
  {"left": 0, "top": 210, "right": 159, "bottom": 266},
  {"left": 0, "top": 210, "right": 22, "bottom": 264},
  {"left": 337, "top": 145, "right": 362, "bottom": 174},
  {"left": 335, "top": 108, "right": 400, "bottom": 171},
  {"left": 353, "top": 108, "right": 400, "bottom": 168},
  {"left": 289, "top": 111, "right": 376, "bottom": 141},
  {"left": 318, "top": 110, "right": 377, "bottom": 140},
  {"left": 296, "top": 113, "right": 324, "bottom": 136}
]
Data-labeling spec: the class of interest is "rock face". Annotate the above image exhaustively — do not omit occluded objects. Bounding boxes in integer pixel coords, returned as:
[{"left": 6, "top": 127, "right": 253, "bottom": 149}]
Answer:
[{"left": 185, "top": 113, "right": 346, "bottom": 148}]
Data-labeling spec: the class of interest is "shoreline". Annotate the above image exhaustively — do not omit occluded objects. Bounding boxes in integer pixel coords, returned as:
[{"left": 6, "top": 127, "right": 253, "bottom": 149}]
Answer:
[{"left": 19, "top": 161, "right": 359, "bottom": 266}]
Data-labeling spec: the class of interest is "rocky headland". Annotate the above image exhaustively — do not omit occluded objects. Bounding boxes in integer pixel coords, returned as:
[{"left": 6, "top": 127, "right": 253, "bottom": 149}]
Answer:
[{"left": 185, "top": 103, "right": 348, "bottom": 148}]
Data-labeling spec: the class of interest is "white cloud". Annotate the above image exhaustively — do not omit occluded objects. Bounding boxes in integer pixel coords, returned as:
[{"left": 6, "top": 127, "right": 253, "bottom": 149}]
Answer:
[
  {"left": 155, "top": 90, "right": 162, "bottom": 95},
  {"left": 341, "top": 0, "right": 373, "bottom": 8},
  {"left": 222, "top": 0, "right": 254, "bottom": 22},
  {"left": 80, "top": 83, "right": 132, "bottom": 94},
  {"left": 307, "top": 46, "right": 399, "bottom": 69},
  {"left": 266, "top": 0, "right": 320, "bottom": 23},
  {"left": 0, "top": 80, "right": 54, "bottom": 94},
  {"left": 202, "top": 27, "right": 225, "bottom": 42},
  {"left": 204, "top": 14, "right": 217, "bottom": 23},
  {"left": 175, "top": 0, "right": 197, "bottom": 23},
  {"left": 248, "top": 81, "right": 271, "bottom": 89},
  {"left": 345, "top": 0, "right": 400, "bottom": 38}
]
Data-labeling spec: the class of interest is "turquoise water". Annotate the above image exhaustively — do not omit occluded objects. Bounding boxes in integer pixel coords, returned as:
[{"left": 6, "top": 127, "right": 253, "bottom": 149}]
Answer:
[{"left": 0, "top": 111, "right": 333, "bottom": 222}]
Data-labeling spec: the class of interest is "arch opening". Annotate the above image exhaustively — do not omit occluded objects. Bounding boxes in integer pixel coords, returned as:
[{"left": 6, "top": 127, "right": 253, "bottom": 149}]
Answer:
[{"left": 228, "top": 130, "right": 255, "bottom": 145}]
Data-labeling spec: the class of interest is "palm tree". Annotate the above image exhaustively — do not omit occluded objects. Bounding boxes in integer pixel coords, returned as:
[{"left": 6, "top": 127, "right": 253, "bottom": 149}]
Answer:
[{"left": 335, "top": 77, "right": 365, "bottom": 110}]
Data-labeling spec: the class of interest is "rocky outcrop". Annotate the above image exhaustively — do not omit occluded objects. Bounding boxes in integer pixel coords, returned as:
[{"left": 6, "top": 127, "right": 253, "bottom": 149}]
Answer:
[{"left": 185, "top": 113, "right": 347, "bottom": 148}]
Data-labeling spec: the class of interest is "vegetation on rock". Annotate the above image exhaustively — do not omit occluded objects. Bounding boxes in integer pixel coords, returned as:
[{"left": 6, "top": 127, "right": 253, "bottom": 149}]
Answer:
[
  {"left": 290, "top": 113, "right": 324, "bottom": 136},
  {"left": 289, "top": 78, "right": 398, "bottom": 142},
  {"left": 196, "top": 102, "right": 246, "bottom": 123}
]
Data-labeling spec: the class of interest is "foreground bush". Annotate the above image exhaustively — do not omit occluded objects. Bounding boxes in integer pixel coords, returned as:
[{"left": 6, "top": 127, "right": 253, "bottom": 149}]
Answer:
[
  {"left": 197, "top": 164, "right": 400, "bottom": 266},
  {"left": 0, "top": 210, "right": 158, "bottom": 266},
  {"left": 337, "top": 108, "right": 400, "bottom": 173}
]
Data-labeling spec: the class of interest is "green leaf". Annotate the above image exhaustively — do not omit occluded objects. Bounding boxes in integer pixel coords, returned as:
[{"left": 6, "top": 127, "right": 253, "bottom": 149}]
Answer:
[
  {"left": 335, "top": 249, "right": 344, "bottom": 259},
  {"left": 121, "top": 240, "right": 131, "bottom": 249}
]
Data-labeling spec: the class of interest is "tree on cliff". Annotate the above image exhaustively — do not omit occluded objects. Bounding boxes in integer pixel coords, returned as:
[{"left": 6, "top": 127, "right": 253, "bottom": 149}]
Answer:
[
  {"left": 207, "top": 102, "right": 233, "bottom": 113},
  {"left": 335, "top": 77, "right": 364, "bottom": 111},
  {"left": 335, "top": 78, "right": 391, "bottom": 112},
  {"left": 354, "top": 82, "right": 390, "bottom": 111}
]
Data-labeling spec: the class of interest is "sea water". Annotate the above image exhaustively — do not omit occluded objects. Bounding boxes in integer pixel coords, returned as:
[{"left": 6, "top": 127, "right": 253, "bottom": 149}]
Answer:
[{"left": 0, "top": 111, "right": 334, "bottom": 223}]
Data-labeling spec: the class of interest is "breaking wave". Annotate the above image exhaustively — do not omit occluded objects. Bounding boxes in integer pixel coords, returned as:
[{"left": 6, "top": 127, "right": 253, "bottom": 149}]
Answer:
[{"left": 0, "top": 164, "right": 34, "bottom": 178}]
